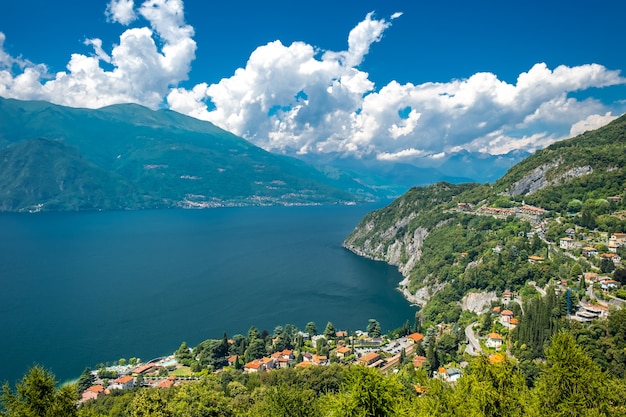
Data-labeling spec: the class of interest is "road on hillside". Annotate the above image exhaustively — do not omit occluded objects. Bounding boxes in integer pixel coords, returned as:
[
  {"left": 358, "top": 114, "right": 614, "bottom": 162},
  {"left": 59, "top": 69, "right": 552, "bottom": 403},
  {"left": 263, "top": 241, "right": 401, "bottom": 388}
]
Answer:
[{"left": 465, "top": 322, "right": 481, "bottom": 356}]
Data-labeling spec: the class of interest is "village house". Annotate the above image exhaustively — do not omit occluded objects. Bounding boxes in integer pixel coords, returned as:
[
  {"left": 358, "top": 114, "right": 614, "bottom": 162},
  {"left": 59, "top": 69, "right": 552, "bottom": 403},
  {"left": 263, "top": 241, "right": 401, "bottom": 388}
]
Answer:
[
  {"left": 601, "top": 279, "right": 619, "bottom": 290},
  {"left": 335, "top": 346, "right": 351, "bottom": 359},
  {"left": 109, "top": 375, "right": 134, "bottom": 391},
  {"left": 528, "top": 255, "right": 544, "bottom": 264},
  {"left": 244, "top": 357, "right": 275, "bottom": 373},
  {"left": 157, "top": 376, "right": 176, "bottom": 389},
  {"left": 609, "top": 241, "right": 620, "bottom": 253},
  {"left": 358, "top": 352, "right": 382, "bottom": 367},
  {"left": 610, "top": 232, "right": 626, "bottom": 246},
  {"left": 413, "top": 355, "right": 427, "bottom": 368},
  {"left": 435, "top": 367, "right": 462, "bottom": 382},
  {"left": 335, "top": 330, "right": 348, "bottom": 339},
  {"left": 227, "top": 355, "right": 238, "bottom": 367},
  {"left": 500, "top": 310, "right": 514, "bottom": 325},
  {"left": 486, "top": 333, "right": 503, "bottom": 350},
  {"left": 311, "top": 354, "right": 329, "bottom": 366},
  {"left": 560, "top": 237, "right": 576, "bottom": 250},
  {"left": 601, "top": 253, "right": 621, "bottom": 265},
  {"left": 131, "top": 363, "right": 158, "bottom": 376},
  {"left": 583, "top": 247, "right": 599, "bottom": 257},
  {"left": 407, "top": 332, "right": 424, "bottom": 344},
  {"left": 81, "top": 385, "right": 105, "bottom": 402},
  {"left": 584, "top": 272, "right": 599, "bottom": 283}
]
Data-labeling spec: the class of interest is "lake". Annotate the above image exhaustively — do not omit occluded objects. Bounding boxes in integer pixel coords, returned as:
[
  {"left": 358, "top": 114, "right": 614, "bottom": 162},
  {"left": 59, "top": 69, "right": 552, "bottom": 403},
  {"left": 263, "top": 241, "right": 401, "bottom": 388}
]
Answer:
[{"left": 0, "top": 205, "right": 416, "bottom": 384}]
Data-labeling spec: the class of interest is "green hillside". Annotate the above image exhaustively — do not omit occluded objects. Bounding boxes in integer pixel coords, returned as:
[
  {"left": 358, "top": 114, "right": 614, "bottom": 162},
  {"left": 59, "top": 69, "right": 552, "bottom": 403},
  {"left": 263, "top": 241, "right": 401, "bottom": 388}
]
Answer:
[
  {"left": 0, "top": 98, "right": 382, "bottom": 211},
  {"left": 344, "top": 114, "right": 626, "bottom": 324}
]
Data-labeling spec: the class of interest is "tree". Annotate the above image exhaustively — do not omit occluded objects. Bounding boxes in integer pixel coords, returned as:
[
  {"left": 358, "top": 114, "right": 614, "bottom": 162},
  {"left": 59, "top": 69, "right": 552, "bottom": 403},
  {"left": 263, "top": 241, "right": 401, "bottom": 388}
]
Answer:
[
  {"left": 531, "top": 331, "right": 612, "bottom": 416},
  {"left": 130, "top": 388, "right": 172, "bottom": 417},
  {"left": 0, "top": 365, "right": 78, "bottom": 417},
  {"left": 323, "top": 322, "right": 336, "bottom": 340},
  {"left": 305, "top": 322, "right": 317, "bottom": 338},
  {"left": 600, "top": 257, "right": 615, "bottom": 274},
  {"left": 321, "top": 366, "right": 403, "bottom": 416},
  {"left": 614, "top": 268, "right": 626, "bottom": 286},
  {"left": 366, "top": 319, "right": 381, "bottom": 338},
  {"left": 570, "top": 263, "right": 583, "bottom": 280},
  {"left": 77, "top": 367, "right": 95, "bottom": 393},
  {"left": 244, "top": 338, "right": 267, "bottom": 363}
]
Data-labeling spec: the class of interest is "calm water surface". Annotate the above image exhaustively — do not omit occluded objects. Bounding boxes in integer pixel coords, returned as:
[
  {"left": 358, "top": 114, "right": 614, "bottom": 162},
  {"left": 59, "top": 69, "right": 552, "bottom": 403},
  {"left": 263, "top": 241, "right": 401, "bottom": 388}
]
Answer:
[{"left": 0, "top": 205, "right": 415, "bottom": 384}]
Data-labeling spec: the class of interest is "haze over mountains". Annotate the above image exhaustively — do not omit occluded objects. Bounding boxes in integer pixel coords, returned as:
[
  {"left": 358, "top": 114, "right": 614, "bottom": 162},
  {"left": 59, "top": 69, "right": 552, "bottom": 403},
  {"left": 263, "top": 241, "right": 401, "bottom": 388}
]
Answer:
[{"left": 0, "top": 97, "right": 529, "bottom": 212}]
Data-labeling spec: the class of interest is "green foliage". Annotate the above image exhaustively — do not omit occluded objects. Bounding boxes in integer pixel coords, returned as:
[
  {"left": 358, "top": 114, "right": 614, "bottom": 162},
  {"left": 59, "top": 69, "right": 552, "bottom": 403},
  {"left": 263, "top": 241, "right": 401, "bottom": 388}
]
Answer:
[
  {"left": 531, "top": 332, "right": 619, "bottom": 416},
  {"left": 0, "top": 365, "right": 78, "bottom": 417},
  {"left": 366, "top": 319, "right": 381, "bottom": 338},
  {"left": 77, "top": 368, "right": 95, "bottom": 393},
  {"left": 321, "top": 366, "right": 404, "bottom": 417}
]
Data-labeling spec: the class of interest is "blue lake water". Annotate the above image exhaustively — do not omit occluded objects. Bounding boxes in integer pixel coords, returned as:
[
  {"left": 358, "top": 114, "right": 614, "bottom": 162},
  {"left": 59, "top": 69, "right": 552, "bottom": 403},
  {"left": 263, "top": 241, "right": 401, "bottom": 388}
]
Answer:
[{"left": 0, "top": 205, "right": 416, "bottom": 384}]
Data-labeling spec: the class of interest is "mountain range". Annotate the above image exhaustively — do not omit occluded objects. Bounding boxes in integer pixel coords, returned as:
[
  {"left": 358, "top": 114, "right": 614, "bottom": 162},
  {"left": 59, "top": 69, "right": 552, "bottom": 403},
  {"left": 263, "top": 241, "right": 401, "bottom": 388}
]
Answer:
[
  {"left": 0, "top": 97, "right": 530, "bottom": 212},
  {"left": 0, "top": 98, "right": 391, "bottom": 211}
]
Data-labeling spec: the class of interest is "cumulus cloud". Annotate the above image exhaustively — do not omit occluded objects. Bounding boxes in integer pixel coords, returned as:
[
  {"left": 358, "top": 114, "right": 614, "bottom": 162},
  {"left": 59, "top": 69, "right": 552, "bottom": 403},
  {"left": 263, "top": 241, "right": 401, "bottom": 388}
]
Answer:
[
  {"left": 1, "top": 3, "right": 625, "bottom": 162},
  {"left": 0, "top": 0, "right": 195, "bottom": 109},
  {"left": 106, "top": 0, "right": 137, "bottom": 25}
]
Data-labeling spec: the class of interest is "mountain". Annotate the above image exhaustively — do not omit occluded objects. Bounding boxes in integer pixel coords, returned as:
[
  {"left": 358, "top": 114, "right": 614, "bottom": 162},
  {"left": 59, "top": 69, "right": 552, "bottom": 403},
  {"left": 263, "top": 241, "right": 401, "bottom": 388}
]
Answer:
[
  {"left": 343, "top": 113, "right": 626, "bottom": 319},
  {"left": 0, "top": 98, "right": 384, "bottom": 211},
  {"left": 297, "top": 149, "right": 528, "bottom": 192}
]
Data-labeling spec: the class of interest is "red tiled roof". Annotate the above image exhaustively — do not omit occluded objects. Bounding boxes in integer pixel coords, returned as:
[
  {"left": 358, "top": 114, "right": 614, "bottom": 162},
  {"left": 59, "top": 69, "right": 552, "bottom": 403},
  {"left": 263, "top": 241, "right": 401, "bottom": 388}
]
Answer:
[{"left": 407, "top": 332, "right": 424, "bottom": 343}]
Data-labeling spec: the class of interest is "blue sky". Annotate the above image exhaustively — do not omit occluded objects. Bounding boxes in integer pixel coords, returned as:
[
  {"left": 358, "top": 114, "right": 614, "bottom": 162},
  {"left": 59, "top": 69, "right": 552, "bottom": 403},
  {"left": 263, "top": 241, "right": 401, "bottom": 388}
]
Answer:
[{"left": 1, "top": 0, "right": 625, "bottom": 163}]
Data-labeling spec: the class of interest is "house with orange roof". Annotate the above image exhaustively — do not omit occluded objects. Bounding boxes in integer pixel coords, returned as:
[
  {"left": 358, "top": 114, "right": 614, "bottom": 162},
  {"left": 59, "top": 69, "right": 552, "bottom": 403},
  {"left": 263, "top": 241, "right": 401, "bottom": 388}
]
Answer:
[
  {"left": 81, "top": 385, "right": 105, "bottom": 402},
  {"left": 295, "top": 361, "right": 312, "bottom": 368},
  {"left": 335, "top": 346, "right": 351, "bottom": 359},
  {"left": 509, "top": 318, "right": 519, "bottom": 326},
  {"left": 158, "top": 378, "right": 174, "bottom": 389},
  {"left": 486, "top": 333, "right": 503, "bottom": 350},
  {"left": 601, "top": 253, "right": 621, "bottom": 265},
  {"left": 335, "top": 330, "right": 348, "bottom": 339},
  {"left": 583, "top": 247, "right": 599, "bottom": 257},
  {"left": 109, "top": 375, "right": 134, "bottom": 390},
  {"left": 227, "top": 355, "right": 239, "bottom": 367},
  {"left": 500, "top": 310, "right": 514, "bottom": 324},
  {"left": 311, "top": 354, "right": 329, "bottom": 366},
  {"left": 610, "top": 233, "right": 626, "bottom": 245},
  {"left": 528, "top": 255, "right": 544, "bottom": 264},
  {"left": 243, "top": 360, "right": 264, "bottom": 373},
  {"left": 560, "top": 237, "right": 575, "bottom": 250},
  {"left": 601, "top": 279, "right": 619, "bottom": 290},
  {"left": 407, "top": 332, "right": 424, "bottom": 344},
  {"left": 358, "top": 352, "right": 382, "bottom": 367},
  {"left": 492, "top": 306, "right": 501, "bottom": 314},
  {"left": 131, "top": 363, "right": 157, "bottom": 376},
  {"left": 413, "top": 355, "right": 427, "bottom": 368}
]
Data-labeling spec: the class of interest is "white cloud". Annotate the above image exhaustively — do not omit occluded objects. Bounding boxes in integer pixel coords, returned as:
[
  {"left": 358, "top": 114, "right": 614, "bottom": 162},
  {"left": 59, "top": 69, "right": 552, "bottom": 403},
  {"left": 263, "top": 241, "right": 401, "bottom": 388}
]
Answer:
[
  {"left": 0, "top": 0, "right": 195, "bottom": 109},
  {"left": 376, "top": 148, "right": 427, "bottom": 161},
  {"left": 570, "top": 112, "right": 618, "bottom": 137},
  {"left": 106, "top": 0, "right": 137, "bottom": 25},
  {"left": 1, "top": 4, "right": 625, "bottom": 163}
]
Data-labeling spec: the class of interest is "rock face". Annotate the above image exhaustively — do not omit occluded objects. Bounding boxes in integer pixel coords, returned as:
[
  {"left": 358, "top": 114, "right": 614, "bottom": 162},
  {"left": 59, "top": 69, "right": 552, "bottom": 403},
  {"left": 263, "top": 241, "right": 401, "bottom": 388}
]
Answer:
[
  {"left": 343, "top": 203, "right": 430, "bottom": 305},
  {"left": 504, "top": 159, "right": 593, "bottom": 197},
  {"left": 461, "top": 292, "right": 498, "bottom": 314}
]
